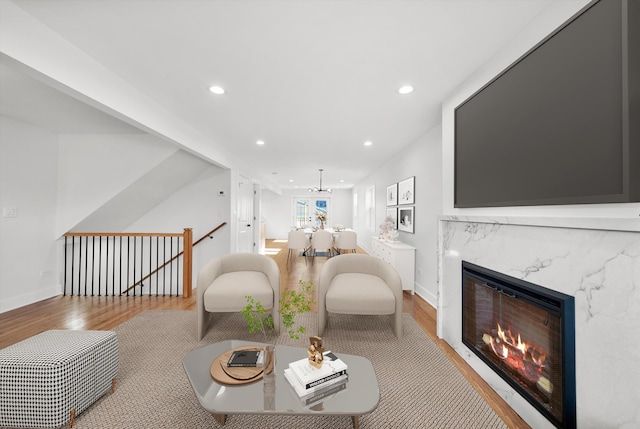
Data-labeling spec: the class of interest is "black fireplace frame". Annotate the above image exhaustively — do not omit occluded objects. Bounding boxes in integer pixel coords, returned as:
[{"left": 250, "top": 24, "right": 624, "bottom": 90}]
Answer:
[{"left": 461, "top": 261, "right": 576, "bottom": 429}]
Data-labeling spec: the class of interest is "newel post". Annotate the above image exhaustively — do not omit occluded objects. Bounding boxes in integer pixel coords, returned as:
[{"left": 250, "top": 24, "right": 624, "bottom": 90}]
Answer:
[{"left": 183, "top": 228, "right": 193, "bottom": 297}]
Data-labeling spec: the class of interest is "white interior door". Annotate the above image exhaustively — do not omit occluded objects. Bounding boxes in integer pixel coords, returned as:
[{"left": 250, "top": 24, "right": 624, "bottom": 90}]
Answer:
[{"left": 237, "top": 175, "right": 254, "bottom": 253}]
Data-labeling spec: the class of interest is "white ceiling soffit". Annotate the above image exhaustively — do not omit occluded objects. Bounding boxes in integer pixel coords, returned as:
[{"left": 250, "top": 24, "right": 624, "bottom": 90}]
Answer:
[{"left": 0, "top": 61, "right": 143, "bottom": 134}]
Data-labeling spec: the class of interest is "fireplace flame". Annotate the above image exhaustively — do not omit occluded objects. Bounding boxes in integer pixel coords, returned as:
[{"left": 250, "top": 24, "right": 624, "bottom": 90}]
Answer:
[
  {"left": 483, "top": 323, "right": 548, "bottom": 388},
  {"left": 494, "top": 323, "right": 543, "bottom": 364},
  {"left": 517, "top": 334, "right": 526, "bottom": 354}
]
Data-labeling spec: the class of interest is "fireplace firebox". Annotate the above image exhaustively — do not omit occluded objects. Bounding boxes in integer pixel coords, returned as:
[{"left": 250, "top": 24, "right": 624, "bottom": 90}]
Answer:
[{"left": 462, "top": 261, "right": 575, "bottom": 428}]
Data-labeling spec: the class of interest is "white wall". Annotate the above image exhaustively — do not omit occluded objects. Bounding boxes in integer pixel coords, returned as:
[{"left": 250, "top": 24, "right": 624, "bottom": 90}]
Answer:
[
  {"left": 261, "top": 188, "right": 354, "bottom": 240},
  {"left": 352, "top": 125, "right": 443, "bottom": 307},
  {"left": 0, "top": 117, "right": 59, "bottom": 312}
]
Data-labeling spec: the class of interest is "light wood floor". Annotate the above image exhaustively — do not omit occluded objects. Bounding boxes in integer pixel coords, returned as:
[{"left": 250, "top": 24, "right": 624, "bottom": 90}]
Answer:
[{"left": 0, "top": 239, "right": 529, "bottom": 428}]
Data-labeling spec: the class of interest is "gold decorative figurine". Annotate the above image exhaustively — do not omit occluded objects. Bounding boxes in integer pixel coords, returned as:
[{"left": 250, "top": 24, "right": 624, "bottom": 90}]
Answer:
[{"left": 307, "top": 336, "right": 324, "bottom": 368}]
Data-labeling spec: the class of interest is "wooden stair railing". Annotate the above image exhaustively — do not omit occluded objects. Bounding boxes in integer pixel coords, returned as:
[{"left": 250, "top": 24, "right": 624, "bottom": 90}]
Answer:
[
  {"left": 121, "top": 222, "right": 227, "bottom": 296},
  {"left": 62, "top": 222, "right": 227, "bottom": 298}
]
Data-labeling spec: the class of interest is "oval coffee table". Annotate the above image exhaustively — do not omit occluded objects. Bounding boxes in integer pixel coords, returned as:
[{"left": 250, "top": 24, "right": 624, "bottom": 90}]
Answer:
[{"left": 183, "top": 340, "right": 380, "bottom": 428}]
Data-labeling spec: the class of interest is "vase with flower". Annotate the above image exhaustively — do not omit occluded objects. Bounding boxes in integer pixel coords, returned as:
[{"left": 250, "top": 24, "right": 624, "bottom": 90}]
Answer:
[
  {"left": 316, "top": 212, "right": 327, "bottom": 229},
  {"left": 379, "top": 216, "right": 396, "bottom": 241}
]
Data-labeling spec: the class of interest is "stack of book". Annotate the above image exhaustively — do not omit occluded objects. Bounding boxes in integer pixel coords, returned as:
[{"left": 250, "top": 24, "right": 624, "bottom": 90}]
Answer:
[{"left": 284, "top": 351, "right": 348, "bottom": 403}]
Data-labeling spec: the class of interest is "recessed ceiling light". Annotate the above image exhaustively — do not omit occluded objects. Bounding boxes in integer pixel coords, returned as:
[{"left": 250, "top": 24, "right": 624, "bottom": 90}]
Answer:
[
  {"left": 289, "top": 179, "right": 294, "bottom": 183},
  {"left": 364, "top": 140, "right": 373, "bottom": 146},
  {"left": 256, "top": 140, "right": 265, "bottom": 145},
  {"left": 398, "top": 85, "right": 413, "bottom": 94},
  {"left": 209, "top": 86, "right": 225, "bottom": 95},
  {"left": 340, "top": 179, "right": 345, "bottom": 183}
]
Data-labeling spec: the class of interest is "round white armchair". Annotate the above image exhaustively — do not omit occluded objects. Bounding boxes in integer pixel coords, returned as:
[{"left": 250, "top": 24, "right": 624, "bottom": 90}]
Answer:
[
  {"left": 318, "top": 254, "right": 402, "bottom": 338},
  {"left": 196, "top": 253, "right": 280, "bottom": 340}
]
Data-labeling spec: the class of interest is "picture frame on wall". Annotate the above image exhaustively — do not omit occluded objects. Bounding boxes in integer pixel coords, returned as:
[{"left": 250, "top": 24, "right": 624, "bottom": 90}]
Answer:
[
  {"left": 398, "top": 176, "right": 415, "bottom": 205},
  {"left": 398, "top": 206, "right": 414, "bottom": 233},
  {"left": 386, "top": 183, "right": 398, "bottom": 206},
  {"left": 386, "top": 207, "right": 398, "bottom": 229}
]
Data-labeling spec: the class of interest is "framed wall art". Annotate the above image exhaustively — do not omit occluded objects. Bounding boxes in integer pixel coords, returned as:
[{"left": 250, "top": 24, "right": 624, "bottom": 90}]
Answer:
[
  {"left": 398, "top": 206, "right": 414, "bottom": 233},
  {"left": 386, "top": 183, "right": 398, "bottom": 206},
  {"left": 386, "top": 207, "right": 398, "bottom": 229},
  {"left": 398, "top": 176, "right": 414, "bottom": 205}
]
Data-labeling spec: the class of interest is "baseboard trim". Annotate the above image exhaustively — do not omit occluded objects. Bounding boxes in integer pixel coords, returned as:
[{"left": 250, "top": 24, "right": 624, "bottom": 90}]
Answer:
[
  {"left": 0, "top": 286, "right": 62, "bottom": 314},
  {"left": 414, "top": 283, "right": 437, "bottom": 309}
]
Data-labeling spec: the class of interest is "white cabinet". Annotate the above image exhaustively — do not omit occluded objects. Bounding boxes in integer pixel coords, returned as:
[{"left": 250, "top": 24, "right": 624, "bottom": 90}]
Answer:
[{"left": 371, "top": 237, "right": 416, "bottom": 294}]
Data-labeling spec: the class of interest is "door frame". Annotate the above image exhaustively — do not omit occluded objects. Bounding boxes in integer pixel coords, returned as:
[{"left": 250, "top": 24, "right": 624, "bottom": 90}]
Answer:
[{"left": 292, "top": 196, "right": 332, "bottom": 228}]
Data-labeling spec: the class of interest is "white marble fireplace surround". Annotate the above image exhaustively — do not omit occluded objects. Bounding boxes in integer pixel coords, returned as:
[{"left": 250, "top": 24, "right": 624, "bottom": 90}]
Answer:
[{"left": 438, "top": 216, "right": 639, "bottom": 429}]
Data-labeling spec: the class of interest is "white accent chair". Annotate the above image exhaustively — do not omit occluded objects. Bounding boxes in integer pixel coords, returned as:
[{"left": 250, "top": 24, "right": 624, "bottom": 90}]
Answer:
[
  {"left": 318, "top": 254, "right": 403, "bottom": 338},
  {"left": 197, "top": 253, "right": 280, "bottom": 340},
  {"left": 287, "top": 230, "right": 310, "bottom": 267},
  {"left": 311, "top": 229, "right": 334, "bottom": 262},
  {"left": 334, "top": 230, "right": 357, "bottom": 254}
]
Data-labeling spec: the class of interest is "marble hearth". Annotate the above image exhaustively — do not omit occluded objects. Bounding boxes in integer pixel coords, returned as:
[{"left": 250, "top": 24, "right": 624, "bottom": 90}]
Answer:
[{"left": 438, "top": 216, "right": 639, "bottom": 429}]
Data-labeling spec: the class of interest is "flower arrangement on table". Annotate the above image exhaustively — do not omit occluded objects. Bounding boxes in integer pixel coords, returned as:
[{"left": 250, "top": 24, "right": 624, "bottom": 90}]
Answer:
[{"left": 316, "top": 212, "right": 327, "bottom": 228}]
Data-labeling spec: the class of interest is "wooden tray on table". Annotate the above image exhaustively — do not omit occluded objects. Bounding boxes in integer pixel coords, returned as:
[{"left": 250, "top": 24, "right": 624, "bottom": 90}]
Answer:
[{"left": 210, "top": 346, "right": 264, "bottom": 385}]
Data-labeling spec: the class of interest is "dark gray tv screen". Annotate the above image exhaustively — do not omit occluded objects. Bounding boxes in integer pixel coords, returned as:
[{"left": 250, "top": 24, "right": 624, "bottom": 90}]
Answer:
[{"left": 454, "top": 0, "right": 639, "bottom": 208}]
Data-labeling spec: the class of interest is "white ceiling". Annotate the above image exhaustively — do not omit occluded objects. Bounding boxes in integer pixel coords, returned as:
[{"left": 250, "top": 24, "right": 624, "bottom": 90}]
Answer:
[{"left": 1, "top": 0, "right": 567, "bottom": 191}]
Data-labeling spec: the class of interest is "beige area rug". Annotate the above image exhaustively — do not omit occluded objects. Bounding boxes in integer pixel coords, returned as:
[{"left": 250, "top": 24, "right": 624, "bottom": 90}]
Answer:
[{"left": 75, "top": 311, "right": 508, "bottom": 429}]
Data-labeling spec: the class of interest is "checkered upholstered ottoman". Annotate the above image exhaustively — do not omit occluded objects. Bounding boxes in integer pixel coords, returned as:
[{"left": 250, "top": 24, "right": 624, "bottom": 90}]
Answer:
[{"left": 0, "top": 330, "right": 119, "bottom": 428}]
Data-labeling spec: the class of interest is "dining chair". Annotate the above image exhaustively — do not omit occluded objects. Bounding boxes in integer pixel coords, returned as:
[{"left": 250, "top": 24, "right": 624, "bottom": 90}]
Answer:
[
  {"left": 287, "top": 229, "right": 311, "bottom": 267},
  {"left": 334, "top": 230, "right": 357, "bottom": 254},
  {"left": 311, "top": 229, "right": 334, "bottom": 263}
]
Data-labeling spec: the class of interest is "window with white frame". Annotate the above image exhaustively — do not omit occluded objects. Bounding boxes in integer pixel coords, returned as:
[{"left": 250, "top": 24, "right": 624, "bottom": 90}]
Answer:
[{"left": 365, "top": 185, "right": 375, "bottom": 230}]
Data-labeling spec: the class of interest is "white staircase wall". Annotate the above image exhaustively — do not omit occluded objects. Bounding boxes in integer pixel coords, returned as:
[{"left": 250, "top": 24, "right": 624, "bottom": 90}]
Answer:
[
  {"left": 71, "top": 149, "right": 213, "bottom": 233},
  {"left": 56, "top": 133, "right": 177, "bottom": 236}
]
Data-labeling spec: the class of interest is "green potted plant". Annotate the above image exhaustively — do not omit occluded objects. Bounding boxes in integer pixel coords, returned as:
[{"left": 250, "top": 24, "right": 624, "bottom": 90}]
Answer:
[
  {"left": 241, "top": 279, "right": 315, "bottom": 341},
  {"left": 279, "top": 279, "right": 315, "bottom": 340}
]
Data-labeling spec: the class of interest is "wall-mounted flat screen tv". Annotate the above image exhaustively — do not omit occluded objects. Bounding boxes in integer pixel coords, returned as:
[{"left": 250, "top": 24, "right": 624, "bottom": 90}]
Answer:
[{"left": 454, "top": 0, "right": 639, "bottom": 208}]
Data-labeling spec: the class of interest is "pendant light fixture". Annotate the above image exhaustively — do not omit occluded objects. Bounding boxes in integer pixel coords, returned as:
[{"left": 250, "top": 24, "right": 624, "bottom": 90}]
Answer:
[{"left": 308, "top": 169, "right": 332, "bottom": 193}]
